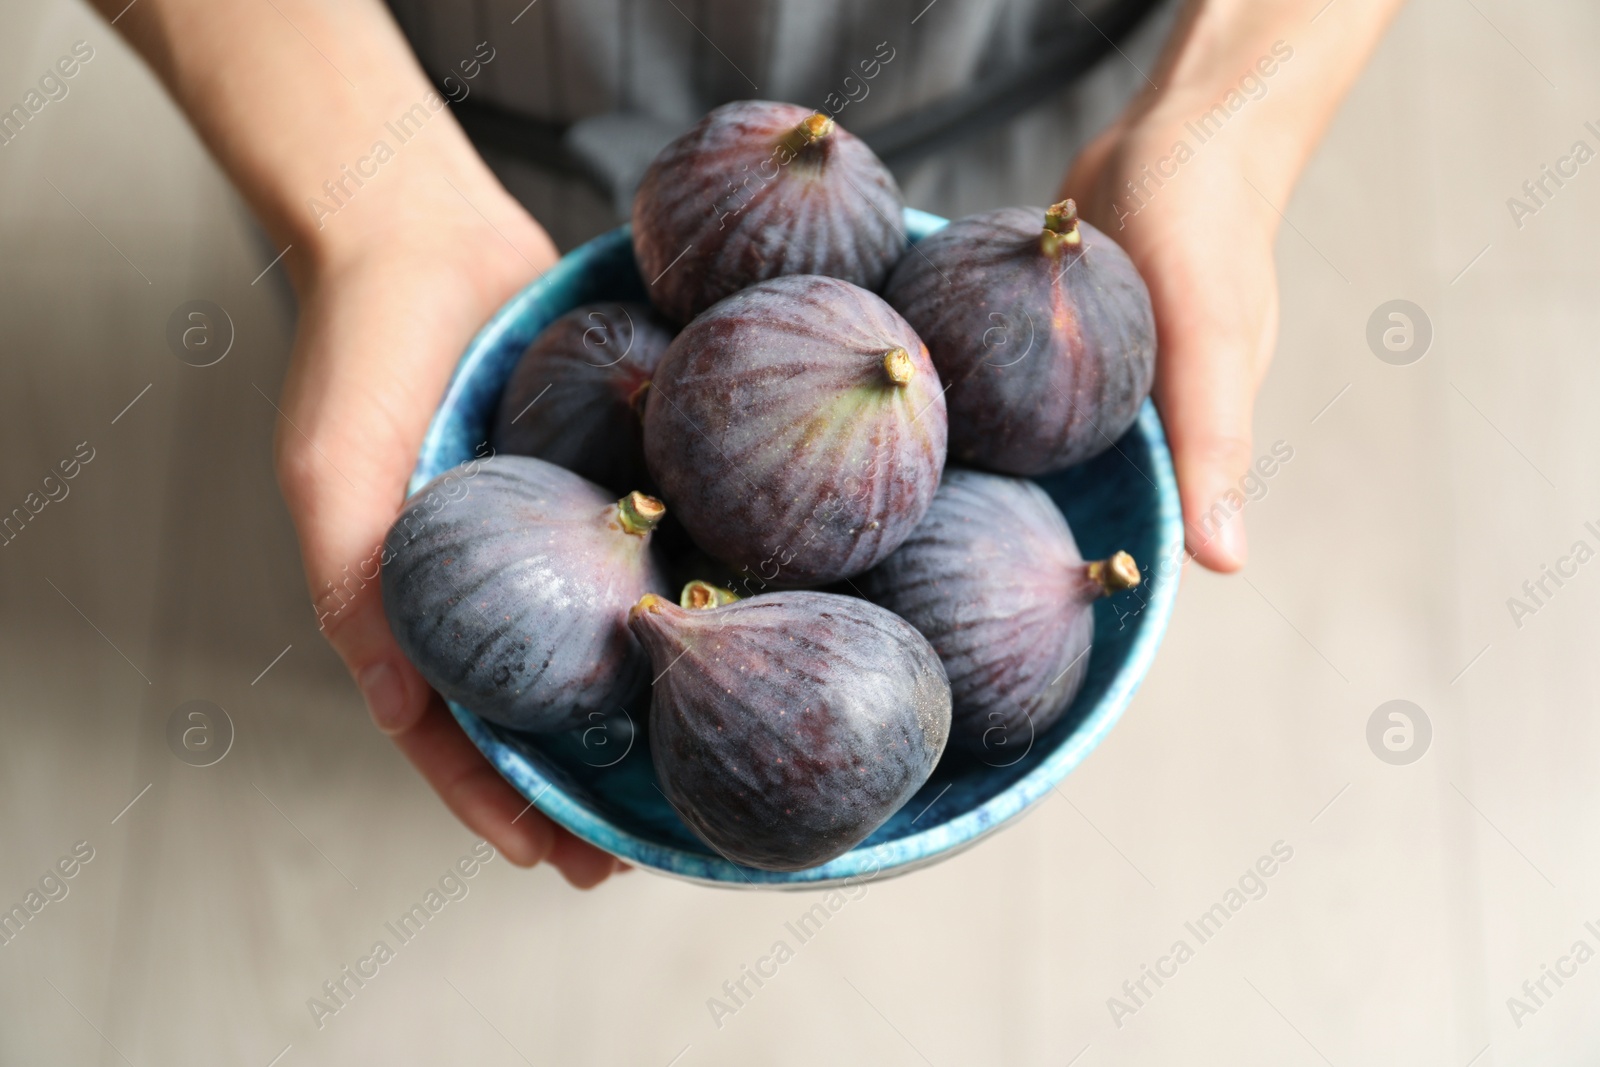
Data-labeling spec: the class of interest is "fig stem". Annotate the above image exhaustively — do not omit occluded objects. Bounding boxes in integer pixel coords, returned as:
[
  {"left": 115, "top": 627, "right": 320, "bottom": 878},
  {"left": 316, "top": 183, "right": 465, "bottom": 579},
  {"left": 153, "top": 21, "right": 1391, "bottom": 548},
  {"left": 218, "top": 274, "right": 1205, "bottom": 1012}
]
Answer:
[
  {"left": 617, "top": 491, "right": 666, "bottom": 536},
  {"left": 680, "top": 580, "right": 738, "bottom": 610},
  {"left": 630, "top": 592, "right": 667, "bottom": 621},
  {"left": 1041, "top": 199, "right": 1083, "bottom": 255},
  {"left": 1085, "top": 551, "right": 1141, "bottom": 596},
  {"left": 882, "top": 347, "right": 915, "bottom": 386},
  {"left": 778, "top": 112, "right": 834, "bottom": 157}
]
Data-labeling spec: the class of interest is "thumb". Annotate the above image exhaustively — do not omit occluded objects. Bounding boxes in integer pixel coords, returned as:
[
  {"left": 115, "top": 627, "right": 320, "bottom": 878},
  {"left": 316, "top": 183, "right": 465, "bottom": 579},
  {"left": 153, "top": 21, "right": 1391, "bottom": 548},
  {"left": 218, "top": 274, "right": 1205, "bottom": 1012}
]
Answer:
[
  {"left": 278, "top": 445, "right": 431, "bottom": 736},
  {"left": 277, "top": 438, "right": 560, "bottom": 867},
  {"left": 317, "top": 582, "right": 425, "bottom": 738},
  {"left": 1153, "top": 328, "right": 1260, "bottom": 574}
]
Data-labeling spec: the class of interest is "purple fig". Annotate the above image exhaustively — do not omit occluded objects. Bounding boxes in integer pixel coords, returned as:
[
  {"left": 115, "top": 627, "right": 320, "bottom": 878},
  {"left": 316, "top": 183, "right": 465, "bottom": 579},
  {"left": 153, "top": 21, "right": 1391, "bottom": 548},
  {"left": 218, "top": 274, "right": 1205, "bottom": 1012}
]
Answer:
[
  {"left": 491, "top": 303, "right": 673, "bottom": 494},
  {"left": 629, "top": 591, "right": 951, "bottom": 871},
  {"left": 632, "top": 100, "right": 906, "bottom": 324},
  {"left": 858, "top": 469, "right": 1140, "bottom": 758},
  {"left": 643, "top": 275, "right": 947, "bottom": 588},
  {"left": 883, "top": 200, "right": 1156, "bottom": 475},
  {"left": 381, "top": 455, "right": 670, "bottom": 733}
]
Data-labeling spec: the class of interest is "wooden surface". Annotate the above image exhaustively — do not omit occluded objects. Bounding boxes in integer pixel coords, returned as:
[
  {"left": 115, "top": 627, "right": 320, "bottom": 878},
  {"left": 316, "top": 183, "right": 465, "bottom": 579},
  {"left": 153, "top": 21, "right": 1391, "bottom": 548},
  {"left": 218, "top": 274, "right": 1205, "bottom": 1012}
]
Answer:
[{"left": 1, "top": 1, "right": 1598, "bottom": 1064}]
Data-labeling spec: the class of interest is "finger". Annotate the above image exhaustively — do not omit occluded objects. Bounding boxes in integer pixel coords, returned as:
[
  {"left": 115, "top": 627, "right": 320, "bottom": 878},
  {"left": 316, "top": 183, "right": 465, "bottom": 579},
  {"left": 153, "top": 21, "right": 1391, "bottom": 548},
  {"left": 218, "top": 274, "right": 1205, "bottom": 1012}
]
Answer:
[
  {"left": 1154, "top": 325, "right": 1258, "bottom": 573},
  {"left": 389, "top": 693, "right": 558, "bottom": 867},
  {"left": 276, "top": 460, "right": 433, "bottom": 741},
  {"left": 547, "top": 828, "right": 622, "bottom": 889},
  {"left": 1123, "top": 175, "right": 1276, "bottom": 575},
  {"left": 324, "top": 592, "right": 434, "bottom": 735}
]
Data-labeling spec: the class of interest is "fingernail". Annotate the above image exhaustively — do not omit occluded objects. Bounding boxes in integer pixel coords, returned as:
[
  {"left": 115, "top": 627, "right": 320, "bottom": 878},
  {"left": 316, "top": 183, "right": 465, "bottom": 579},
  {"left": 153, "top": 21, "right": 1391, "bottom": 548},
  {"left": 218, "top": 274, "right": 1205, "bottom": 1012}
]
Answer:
[
  {"left": 358, "top": 660, "right": 409, "bottom": 733},
  {"left": 1214, "top": 508, "right": 1248, "bottom": 567},
  {"left": 1185, "top": 484, "right": 1250, "bottom": 570}
]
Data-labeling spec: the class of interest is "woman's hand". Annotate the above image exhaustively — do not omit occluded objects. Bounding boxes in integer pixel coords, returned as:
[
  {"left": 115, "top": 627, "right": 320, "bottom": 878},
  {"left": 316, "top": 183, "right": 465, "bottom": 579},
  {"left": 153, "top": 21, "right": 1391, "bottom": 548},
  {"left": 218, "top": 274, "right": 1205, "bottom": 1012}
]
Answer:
[
  {"left": 95, "top": 0, "right": 629, "bottom": 887},
  {"left": 1062, "top": 0, "right": 1406, "bottom": 572},
  {"left": 273, "top": 163, "right": 626, "bottom": 888}
]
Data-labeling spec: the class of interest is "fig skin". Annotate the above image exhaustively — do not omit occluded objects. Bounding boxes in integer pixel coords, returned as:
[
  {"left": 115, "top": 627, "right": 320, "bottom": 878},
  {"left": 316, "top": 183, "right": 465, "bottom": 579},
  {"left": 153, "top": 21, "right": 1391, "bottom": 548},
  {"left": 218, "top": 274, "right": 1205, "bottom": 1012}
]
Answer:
[
  {"left": 491, "top": 303, "right": 674, "bottom": 494},
  {"left": 380, "top": 455, "right": 670, "bottom": 733},
  {"left": 629, "top": 591, "right": 951, "bottom": 871},
  {"left": 643, "top": 275, "right": 948, "bottom": 589},
  {"left": 883, "top": 201, "right": 1156, "bottom": 475},
  {"left": 632, "top": 100, "right": 906, "bottom": 325},
  {"left": 858, "top": 469, "right": 1140, "bottom": 758}
]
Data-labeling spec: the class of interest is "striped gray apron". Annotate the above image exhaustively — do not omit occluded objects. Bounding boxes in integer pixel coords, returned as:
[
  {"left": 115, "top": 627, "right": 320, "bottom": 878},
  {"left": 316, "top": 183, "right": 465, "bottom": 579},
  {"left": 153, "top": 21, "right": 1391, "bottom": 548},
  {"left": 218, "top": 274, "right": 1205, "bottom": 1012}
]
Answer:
[{"left": 386, "top": 0, "right": 1177, "bottom": 250}]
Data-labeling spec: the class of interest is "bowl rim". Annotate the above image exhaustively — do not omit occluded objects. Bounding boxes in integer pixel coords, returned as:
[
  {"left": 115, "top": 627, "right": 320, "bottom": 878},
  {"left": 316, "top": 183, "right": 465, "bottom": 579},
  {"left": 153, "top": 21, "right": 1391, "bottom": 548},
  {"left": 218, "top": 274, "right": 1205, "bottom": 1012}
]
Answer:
[{"left": 413, "top": 209, "right": 1185, "bottom": 888}]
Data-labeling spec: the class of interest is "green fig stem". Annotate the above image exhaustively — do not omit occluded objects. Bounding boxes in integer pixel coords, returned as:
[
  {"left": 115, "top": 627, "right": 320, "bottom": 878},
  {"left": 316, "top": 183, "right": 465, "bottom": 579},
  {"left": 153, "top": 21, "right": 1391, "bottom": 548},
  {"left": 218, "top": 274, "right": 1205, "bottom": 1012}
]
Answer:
[
  {"left": 882, "top": 347, "right": 915, "bottom": 386},
  {"left": 1086, "top": 551, "right": 1141, "bottom": 596},
  {"left": 617, "top": 491, "right": 666, "bottom": 536},
  {"left": 680, "top": 580, "right": 738, "bottom": 610},
  {"left": 1041, "top": 199, "right": 1083, "bottom": 256},
  {"left": 777, "top": 112, "right": 834, "bottom": 157}
]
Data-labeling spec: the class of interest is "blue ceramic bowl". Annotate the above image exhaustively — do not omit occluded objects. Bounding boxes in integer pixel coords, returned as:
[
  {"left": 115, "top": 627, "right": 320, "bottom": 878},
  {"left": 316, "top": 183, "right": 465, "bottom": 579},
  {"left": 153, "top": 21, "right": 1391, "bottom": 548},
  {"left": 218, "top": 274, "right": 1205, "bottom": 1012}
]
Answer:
[{"left": 410, "top": 208, "right": 1183, "bottom": 888}]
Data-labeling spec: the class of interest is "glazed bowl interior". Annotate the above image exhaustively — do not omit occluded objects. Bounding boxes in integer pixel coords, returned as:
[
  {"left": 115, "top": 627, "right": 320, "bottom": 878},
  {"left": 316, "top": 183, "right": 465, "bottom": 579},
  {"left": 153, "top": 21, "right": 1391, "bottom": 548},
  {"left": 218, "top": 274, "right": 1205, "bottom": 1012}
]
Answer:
[{"left": 409, "top": 208, "right": 1184, "bottom": 888}]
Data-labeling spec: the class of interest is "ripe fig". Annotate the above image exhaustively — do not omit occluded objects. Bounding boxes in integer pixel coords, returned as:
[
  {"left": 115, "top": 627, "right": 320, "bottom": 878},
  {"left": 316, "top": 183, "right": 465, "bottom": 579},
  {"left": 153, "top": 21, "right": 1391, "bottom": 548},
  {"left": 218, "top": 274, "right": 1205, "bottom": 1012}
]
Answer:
[
  {"left": 883, "top": 200, "right": 1156, "bottom": 475},
  {"left": 632, "top": 100, "right": 906, "bottom": 324},
  {"left": 381, "top": 455, "right": 670, "bottom": 733},
  {"left": 629, "top": 591, "right": 951, "bottom": 871},
  {"left": 858, "top": 469, "right": 1140, "bottom": 758},
  {"left": 643, "top": 275, "right": 947, "bottom": 588},
  {"left": 491, "top": 303, "right": 673, "bottom": 494}
]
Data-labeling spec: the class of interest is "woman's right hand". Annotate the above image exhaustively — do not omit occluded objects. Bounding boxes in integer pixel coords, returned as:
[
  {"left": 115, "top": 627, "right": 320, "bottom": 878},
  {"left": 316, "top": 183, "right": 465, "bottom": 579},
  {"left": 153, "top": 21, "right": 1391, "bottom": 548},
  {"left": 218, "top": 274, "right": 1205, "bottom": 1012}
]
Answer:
[
  {"left": 94, "top": 0, "right": 628, "bottom": 886},
  {"left": 272, "top": 154, "right": 627, "bottom": 888}
]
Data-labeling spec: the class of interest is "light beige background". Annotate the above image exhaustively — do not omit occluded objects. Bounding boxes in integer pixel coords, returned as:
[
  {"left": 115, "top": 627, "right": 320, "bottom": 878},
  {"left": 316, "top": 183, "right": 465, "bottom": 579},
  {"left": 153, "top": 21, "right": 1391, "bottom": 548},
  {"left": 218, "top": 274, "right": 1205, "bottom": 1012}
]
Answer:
[{"left": 2, "top": 1, "right": 1598, "bottom": 1064}]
